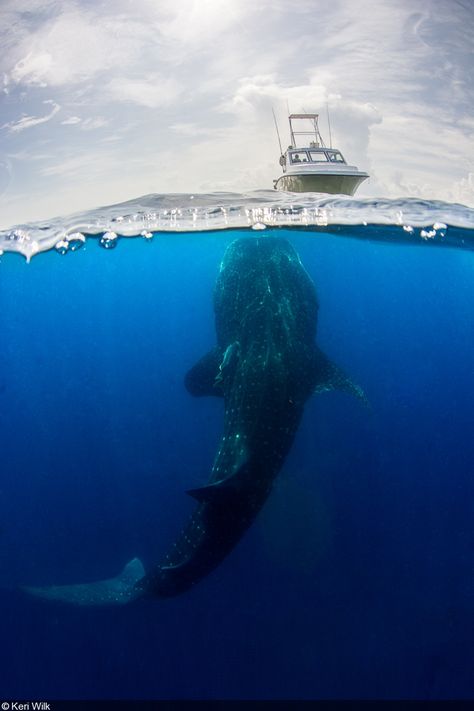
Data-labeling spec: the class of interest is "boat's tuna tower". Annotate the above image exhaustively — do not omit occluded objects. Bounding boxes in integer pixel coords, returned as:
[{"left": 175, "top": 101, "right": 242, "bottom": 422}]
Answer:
[{"left": 288, "top": 113, "right": 326, "bottom": 149}]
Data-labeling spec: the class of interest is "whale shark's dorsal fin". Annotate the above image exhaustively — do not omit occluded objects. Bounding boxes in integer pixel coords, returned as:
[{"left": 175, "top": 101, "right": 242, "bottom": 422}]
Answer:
[
  {"left": 313, "top": 347, "right": 368, "bottom": 405},
  {"left": 185, "top": 347, "right": 224, "bottom": 397},
  {"left": 22, "top": 557, "right": 146, "bottom": 607}
]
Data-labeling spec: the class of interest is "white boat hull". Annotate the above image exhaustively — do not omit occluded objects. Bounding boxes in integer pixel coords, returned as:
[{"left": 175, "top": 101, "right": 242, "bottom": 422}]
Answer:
[{"left": 274, "top": 172, "right": 368, "bottom": 196}]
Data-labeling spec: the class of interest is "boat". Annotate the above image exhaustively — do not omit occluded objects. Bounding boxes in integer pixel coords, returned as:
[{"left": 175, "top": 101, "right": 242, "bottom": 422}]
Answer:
[{"left": 273, "top": 113, "right": 369, "bottom": 195}]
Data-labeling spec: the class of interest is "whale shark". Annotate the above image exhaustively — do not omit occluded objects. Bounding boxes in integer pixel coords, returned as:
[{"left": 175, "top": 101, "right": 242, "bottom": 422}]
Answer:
[{"left": 24, "top": 237, "right": 365, "bottom": 605}]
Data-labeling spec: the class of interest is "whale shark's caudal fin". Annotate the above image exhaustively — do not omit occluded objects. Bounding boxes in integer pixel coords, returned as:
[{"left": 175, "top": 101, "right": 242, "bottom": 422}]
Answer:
[
  {"left": 22, "top": 557, "right": 146, "bottom": 606},
  {"left": 313, "top": 347, "right": 369, "bottom": 406}
]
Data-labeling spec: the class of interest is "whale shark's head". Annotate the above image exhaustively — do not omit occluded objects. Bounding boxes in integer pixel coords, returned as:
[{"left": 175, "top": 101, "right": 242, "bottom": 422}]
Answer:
[
  {"left": 219, "top": 237, "right": 300, "bottom": 274},
  {"left": 214, "top": 237, "right": 318, "bottom": 348}
]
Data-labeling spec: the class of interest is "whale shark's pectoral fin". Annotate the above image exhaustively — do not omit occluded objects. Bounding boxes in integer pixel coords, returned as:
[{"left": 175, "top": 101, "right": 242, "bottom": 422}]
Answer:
[
  {"left": 187, "top": 480, "right": 235, "bottom": 503},
  {"left": 187, "top": 451, "right": 251, "bottom": 503},
  {"left": 313, "top": 347, "right": 368, "bottom": 406},
  {"left": 21, "top": 557, "right": 146, "bottom": 607},
  {"left": 185, "top": 347, "right": 224, "bottom": 397}
]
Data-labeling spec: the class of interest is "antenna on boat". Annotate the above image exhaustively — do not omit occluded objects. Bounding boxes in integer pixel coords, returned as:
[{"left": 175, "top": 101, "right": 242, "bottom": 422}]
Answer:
[
  {"left": 272, "top": 107, "right": 283, "bottom": 156},
  {"left": 326, "top": 102, "right": 333, "bottom": 148},
  {"left": 286, "top": 99, "right": 292, "bottom": 146}
]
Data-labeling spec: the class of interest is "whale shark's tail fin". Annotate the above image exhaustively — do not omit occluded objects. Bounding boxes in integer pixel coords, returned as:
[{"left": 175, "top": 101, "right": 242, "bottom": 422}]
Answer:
[{"left": 22, "top": 557, "right": 146, "bottom": 606}]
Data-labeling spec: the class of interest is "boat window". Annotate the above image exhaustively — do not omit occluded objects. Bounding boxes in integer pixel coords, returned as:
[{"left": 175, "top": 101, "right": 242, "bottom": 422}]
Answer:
[
  {"left": 327, "top": 151, "right": 345, "bottom": 163},
  {"left": 290, "top": 151, "right": 309, "bottom": 164},
  {"left": 309, "top": 150, "right": 329, "bottom": 162}
]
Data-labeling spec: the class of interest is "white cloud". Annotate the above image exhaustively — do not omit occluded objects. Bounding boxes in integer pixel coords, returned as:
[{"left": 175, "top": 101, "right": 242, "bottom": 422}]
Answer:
[
  {"left": 61, "top": 116, "right": 81, "bottom": 125},
  {"left": 3, "top": 6, "right": 154, "bottom": 89},
  {"left": 10, "top": 51, "right": 52, "bottom": 87},
  {"left": 170, "top": 123, "right": 215, "bottom": 138},
  {"left": 105, "top": 76, "right": 182, "bottom": 108},
  {"left": 224, "top": 75, "right": 328, "bottom": 117},
  {"left": 0, "top": 156, "right": 12, "bottom": 196},
  {"left": 8, "top": 149, "right": 52, "bottom": 161},
  {"left": 1, "top": 0, "right": 256, "bottom": 93},
  {"left": 60, "top": 116, "right": 109, "bottom": 130},
  {"left": 40, "top": 154, "right": 94, "bottom": 178},
  {"left": 40, "top": 149, "right": 119, "bottom": 178},
  {"left": 151, "top": 0, "right": 253, "bottom": 46},
  {"left": 450, "top": 173, "right": 474, "bottom": 206},
  {"left": 81, "top": 117, "right": 109, "bottom": 131},
  {"left": 1, "top": 100, "right": 60, "bottom": 133}
]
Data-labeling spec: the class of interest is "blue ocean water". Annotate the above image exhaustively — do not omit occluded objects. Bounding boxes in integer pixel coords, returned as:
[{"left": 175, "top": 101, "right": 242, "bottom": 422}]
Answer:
[{"left": 0, "top": 193, "right": 473, "bottom": 700}]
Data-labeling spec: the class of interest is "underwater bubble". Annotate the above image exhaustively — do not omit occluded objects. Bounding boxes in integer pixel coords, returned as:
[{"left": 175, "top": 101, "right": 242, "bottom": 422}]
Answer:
[
  {"left": 55, "top": 239, "right": 69, "bottom": 255},
  {"left": 402, "top": 225, "right": 414, "bottom": 233},
  {"left": 66, "top": 232, "right": 86, "bottom": 251},
  {"left": 252, "top": 222, "right": 267, "bottom": 231},
  {"left": 433, "top": 222, "right": 447, "bottom": 237},
  {"left": 420, "top": 228, "right": 436, "bottom": 240},
  {"left": 99, "top": 231, "right": 118, "bottom": 249},
  {"left": 140, "top": 230, "right": 153, "bottom": 240}
]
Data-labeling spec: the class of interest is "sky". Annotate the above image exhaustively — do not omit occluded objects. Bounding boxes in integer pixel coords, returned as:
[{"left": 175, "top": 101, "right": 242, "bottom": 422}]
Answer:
[{"left": 0, "top": 0, "right": 473, "bottom": 227}]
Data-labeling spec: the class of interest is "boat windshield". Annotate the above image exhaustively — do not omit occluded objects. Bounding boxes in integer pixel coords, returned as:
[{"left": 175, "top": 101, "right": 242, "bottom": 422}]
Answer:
[
  {"left": 289, "top": 151, "right": 309, "bottom": 164},
  {"left": 289, "top": 149, "right": 347, "bottom": 165},
  {"left": 327, "top": 151, "right": 346, "bottom": 163},
  {"left": 308, "top": 150, "right": 329, "bottom": 162}
]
